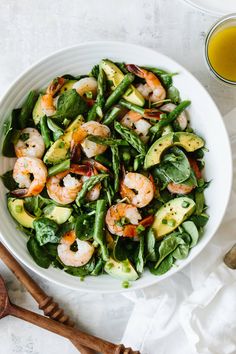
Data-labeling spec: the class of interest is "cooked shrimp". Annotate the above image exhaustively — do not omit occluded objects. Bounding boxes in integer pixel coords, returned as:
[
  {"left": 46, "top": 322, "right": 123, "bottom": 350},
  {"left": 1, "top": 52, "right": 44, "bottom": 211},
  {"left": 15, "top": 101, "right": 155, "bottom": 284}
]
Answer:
[
  {"left": 12, "top": 157, "right": 47, "bottom": 197},
  {"left": 121, "top": 110, "right": 151, "bottom": 142},
  {"left": 73, "top": 77, "right": 98, "bottom": 97},
  {"left": 57, "top": 230, "right": 94, "bottom": 267},
  {"left": 46, "top": 167, "right": 85, "bottom": 205},
  {"left": 41, "top": 77, "right": 65, "bottom": 116},
  {"left": 161, "top": 103, "right": 188, "bottom": 130},
  {"left": 80, "top": 121, "right": 110, "bottom": 158},
  {"left": 105, "top": 203, "right": 141, "bottom": 236},
  {"left": 120, "top": 172, "right": 154, "bottom": 208},
  {"left": 14, "top": 128, "right": 45, "bottom": 159},
  {"left": 126, "top": 64, "right": 166, "bottom": 102},
  {"left": 167, "top": 182, "right": 194, "bottom": 195},
  {"left": 46, "top": 164, "right": 95, "bottom": 204}
]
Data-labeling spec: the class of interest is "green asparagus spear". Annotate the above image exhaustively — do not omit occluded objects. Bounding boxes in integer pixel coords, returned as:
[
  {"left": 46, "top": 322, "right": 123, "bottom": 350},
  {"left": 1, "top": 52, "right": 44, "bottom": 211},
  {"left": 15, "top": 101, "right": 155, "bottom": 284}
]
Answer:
[
  {"left": 87, "top": 104, "right": 97, "bottom": 121},
  {"left": 76, "top": 174, "right": 109, "bottom": 206},
  {"left": 119, "top": 99, "right": 161, "bottom": 119},
  {"left": 19, "top": 91, "right": 39, "bottom": 129},
  {"left": 114, "top": 121, "right": 146, "bottom": 155},
  {"left": 87, "top": 135, "right": 129, "bottom": 146},
  {"left": 119, "top": 99, "right": 145, "bottom": 115},
  {"left": 150, "top": 100, "right": 191, "bottom": 134},
  {"left": 93, "top": 199, "right": 109, "bottom": 261},
  {"left": 40, "top": 116, "right": 51, "bottom": 149},
  {"left": 111, "top": 145, "right": 120, "bottom": 193},
  {"left": 103, "top": 106, "right": 122, "bottom": 126},
  {"left": 96, "top": 66, "right": 106, "bottom": 118},
  {"left": 105, "top": 73, "right": 135, "bottom": 110},
  {"left": 48, "top": 159, "right": 70, "bottom": 177}
]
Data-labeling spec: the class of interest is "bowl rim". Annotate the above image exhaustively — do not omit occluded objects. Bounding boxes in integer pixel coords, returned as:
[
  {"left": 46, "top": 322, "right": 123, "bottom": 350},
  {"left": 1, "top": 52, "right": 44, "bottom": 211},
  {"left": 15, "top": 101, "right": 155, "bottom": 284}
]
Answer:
[
  {"left": 0, "top": 41, "right": 233, "bottom": 293},
  {"left": 181, "top": 0, "right": 233, "bottom": 16}
]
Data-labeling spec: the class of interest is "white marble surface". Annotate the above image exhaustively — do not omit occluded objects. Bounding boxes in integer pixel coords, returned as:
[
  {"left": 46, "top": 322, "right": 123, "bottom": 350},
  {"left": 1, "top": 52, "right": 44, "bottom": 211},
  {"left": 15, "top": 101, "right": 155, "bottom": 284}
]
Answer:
[{"left": 0, "top": 0, "right": 235, "bottom": 353}]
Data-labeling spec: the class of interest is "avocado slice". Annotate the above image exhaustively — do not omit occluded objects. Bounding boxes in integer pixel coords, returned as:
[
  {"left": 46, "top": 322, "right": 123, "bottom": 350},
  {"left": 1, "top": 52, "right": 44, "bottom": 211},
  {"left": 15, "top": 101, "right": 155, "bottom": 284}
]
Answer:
[
  {"left": 33, "top": 95, "right": 45, "bottom": 125},
  {"left": 144, "top": 132, "right": 205, "bottom": 169},
  {"left": 152, "top": 197, "right": 195, "bottom": 239},
  {"left": 43, "top": 115, "right": 84, "bottom": 165},
  {"left": 8, "top": 198, "right": 36, "bottom": 228},
  {"left": 100, "top": 60, "right": 145, "bottom": 107},
  {"left": 43, "top": 205, "right": 72, "bottom": 224},
  {"left": 104, "top": 258, "right": 139, "bottom": 281},
  {"left": 58, "top": 80, "right": 77, "bottom": 94}
]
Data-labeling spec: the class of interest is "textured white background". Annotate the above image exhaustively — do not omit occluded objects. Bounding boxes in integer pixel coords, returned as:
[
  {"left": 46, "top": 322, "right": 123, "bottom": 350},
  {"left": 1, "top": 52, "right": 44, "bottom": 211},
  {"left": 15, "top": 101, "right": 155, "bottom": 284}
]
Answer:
[{"left": 0, "top": 0, "right": 235, "bottom": 353}]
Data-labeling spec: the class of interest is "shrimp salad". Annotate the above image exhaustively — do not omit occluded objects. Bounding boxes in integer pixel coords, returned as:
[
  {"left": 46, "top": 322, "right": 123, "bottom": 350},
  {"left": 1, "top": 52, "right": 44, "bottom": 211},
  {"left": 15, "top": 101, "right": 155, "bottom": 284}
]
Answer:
[{"left": 1, "top": 60, "right": 209, "bottom": 286}]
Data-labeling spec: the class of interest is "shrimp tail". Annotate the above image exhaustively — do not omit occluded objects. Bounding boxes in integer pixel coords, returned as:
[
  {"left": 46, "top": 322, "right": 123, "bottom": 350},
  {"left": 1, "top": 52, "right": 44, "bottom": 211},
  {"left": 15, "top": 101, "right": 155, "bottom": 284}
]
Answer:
[
  {"left": 70, "top": 144, "right": 81, "bottom": 163},
  {"left": 47, "top": 77, "right": 65, "bottom": 96},
  {"left": 70, "top": 164, "right": 93, "bottom": 176},
  {"left": 143, "top": 109, "right": 162, "bottom": 120},
  {"left": 11, "top": 188, "right": 28, "bottom": 197},
  {"left": 126, "top": 64, "right": 145, "bottom": 78}
]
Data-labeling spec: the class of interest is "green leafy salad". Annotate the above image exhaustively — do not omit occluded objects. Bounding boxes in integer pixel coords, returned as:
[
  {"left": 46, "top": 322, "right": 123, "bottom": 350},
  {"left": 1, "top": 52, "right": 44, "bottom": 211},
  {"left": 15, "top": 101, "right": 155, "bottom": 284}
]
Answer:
[{"left": 1, "top": 59, "right": 209, "bottom": 287}]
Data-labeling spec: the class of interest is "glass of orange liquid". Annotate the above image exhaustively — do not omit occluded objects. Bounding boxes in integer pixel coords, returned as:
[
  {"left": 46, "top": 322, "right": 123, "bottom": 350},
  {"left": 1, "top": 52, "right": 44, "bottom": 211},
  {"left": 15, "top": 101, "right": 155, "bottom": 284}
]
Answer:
[{"left": 205, "top": 14, "right": 236, "bottom": 85}]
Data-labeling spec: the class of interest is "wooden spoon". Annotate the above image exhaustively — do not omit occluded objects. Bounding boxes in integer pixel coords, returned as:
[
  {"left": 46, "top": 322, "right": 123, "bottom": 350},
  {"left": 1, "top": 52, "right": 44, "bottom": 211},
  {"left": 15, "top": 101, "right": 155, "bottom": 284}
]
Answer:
[
  {"left": 0, "top": 274, "right": 139, "bottom": 354},
  {"left": 0, "top": 242, "right": 93, "bottom": 354}
]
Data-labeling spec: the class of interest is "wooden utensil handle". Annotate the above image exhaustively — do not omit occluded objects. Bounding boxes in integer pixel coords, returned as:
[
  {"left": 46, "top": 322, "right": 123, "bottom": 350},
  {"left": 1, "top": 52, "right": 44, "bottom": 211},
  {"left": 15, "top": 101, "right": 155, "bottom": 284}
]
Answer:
[
  {"left": 9, "top": 303, "right": 130, "bottom": 354},
  {"left": 0, "top": 243, "right": 94, "bottom": 354}
]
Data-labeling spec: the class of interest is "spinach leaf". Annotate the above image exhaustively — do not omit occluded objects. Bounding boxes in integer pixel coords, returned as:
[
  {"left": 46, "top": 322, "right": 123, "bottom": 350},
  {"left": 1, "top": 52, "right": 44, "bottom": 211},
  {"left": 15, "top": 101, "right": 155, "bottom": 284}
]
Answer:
[
  {"left": 195, "top": 190, "right": 205, "bottom": 215},
  {"left": 197, "top": 179, "right": 211, "bottom": 192},
  {"left": 64, "top": 257, "right": 96, "bottom": 277},
  {"left": 75, "top": 214, "right": 95, "bottom": 241},
  {"left": 19, "top": 91, "right": 39, "bottom": 129},
  {"left": 53, "top": 89, "right": 88, "bottom": 121},
  {"left": 2, "top": 109, "right": 21, "bottom": 157},
  {"left": 24, "top": 196, "right": 43, "bottom": 217},
  {"left": 172, "top": 243, "right": 189, "bottom": 260},
  {"left": 158, "top": 147, "right": 191, "bottom": 184},
  {"left": 178, "top": 231, "right": 192, "bottom": 245},
  {"left": 1, "top": 170, "right": 18, "bottom": 191},
  {"left": 190, "top": 213, "right": 209, "bottom": 228},
  {"left": 155, "top": 234, "right": 183, "bottom": 269},
  {"left": 182, "top": 169, "right": 197, "bottom": 187},
  {"left": 182, "top": 221, "right": 199, "bottom": 248},
  {"left": 149, "top": 254, "right": 174, "bottom": 275},
  {"left": 33, "top": 217, "right": 59, "bottom": 246},
  {"left": 145, "top": 228, "right": 157, "bottom": 262},
  {"left": 113, "top": 237, "right": 128, "bottom": 261},
  {"left": 27, "top": 237, "right": 51, "bottom": 269},
  {"left": 46, "top": 243, "right": 58, "bottom": 258},
  {"left": 167, "top": 86, "right": 180, "bottom": 104},
  {"left": 136, "top": 234, "right": 145, "bottom": 273},
  {"left": 56, "top": 221, "right": 74, "bottom": 239}
]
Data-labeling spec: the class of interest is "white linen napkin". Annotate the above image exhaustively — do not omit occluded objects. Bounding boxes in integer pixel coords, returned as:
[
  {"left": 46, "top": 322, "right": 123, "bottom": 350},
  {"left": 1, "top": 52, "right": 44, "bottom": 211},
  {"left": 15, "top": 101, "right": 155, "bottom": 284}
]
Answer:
[{"left": 121, "top": 109, "right": 236, "bottom": 354}]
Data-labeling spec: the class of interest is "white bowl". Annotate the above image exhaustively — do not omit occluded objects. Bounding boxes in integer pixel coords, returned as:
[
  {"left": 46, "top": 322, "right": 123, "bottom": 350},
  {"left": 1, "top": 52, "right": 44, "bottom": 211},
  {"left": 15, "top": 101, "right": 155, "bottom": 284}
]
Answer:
[
  {"left": 0, "top": 42, "right": 232, "bottom": 293},
  {"left": 182, "top": 0, "right": 236, "bottom": 16}
]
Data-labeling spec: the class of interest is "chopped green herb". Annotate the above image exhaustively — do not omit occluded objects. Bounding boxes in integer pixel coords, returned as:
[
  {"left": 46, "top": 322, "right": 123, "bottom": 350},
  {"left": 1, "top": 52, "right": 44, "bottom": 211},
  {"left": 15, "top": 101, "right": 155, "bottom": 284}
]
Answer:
[
  {"left": 167, "top": 219, "right": 176, "bottom": 227},
  {"left": 19, "top": 133, "right": 30, "bottom": 142},
  {"left": 182, "top": 201, "right": 190, "bottom": 208}
]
